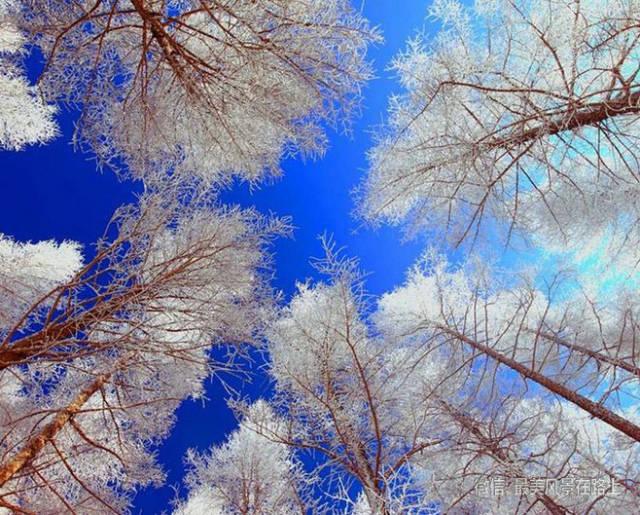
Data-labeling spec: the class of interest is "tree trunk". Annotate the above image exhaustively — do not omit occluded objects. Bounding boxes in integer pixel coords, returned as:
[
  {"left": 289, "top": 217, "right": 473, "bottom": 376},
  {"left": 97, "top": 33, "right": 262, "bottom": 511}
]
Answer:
[
  {"left": 485, "top": 90, "right": 640, "bottom": 150},
  {"left": 436, "top": 325, "right": 640, "bottom": 442},
  {"left": 0, "top": 372, "right": 110, "bottom": 487},
  {"left": 531, "top": 329, "right": 640, "bottom": 379}
]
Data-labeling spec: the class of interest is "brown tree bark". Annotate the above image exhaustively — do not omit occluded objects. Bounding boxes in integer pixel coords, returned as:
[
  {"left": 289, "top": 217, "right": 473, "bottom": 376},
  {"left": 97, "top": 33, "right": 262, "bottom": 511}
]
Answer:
[
  {"left": 436, "top": 325, "right": 640, "bottom": 442},
  {"left": 0, "top": 372, "right": 110, "bottom": 487},
  {"left": 484, "top": 91, "right": 640, "bottom": 150},
  {"left": 531, "top": 329, "right": 640, "bottom": 379}
]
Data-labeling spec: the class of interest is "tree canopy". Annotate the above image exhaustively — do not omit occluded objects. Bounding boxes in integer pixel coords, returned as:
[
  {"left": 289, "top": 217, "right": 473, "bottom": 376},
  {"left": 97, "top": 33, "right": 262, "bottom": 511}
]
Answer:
[{"left": 1, "top": 0, "right": 639, "bottom": 513}]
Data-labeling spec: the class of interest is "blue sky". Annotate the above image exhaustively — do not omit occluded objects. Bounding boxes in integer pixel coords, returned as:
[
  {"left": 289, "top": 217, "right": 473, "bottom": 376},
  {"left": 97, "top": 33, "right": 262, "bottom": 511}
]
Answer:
[{"left": 0, "top": 1, "right": 440, "bottom": 512}]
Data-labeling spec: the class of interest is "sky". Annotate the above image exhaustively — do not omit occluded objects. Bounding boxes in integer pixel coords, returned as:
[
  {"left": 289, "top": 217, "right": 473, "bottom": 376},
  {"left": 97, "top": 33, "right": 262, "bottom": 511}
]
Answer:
[{"left": 0, "top": 1, "right": 441, "bottom": 513}]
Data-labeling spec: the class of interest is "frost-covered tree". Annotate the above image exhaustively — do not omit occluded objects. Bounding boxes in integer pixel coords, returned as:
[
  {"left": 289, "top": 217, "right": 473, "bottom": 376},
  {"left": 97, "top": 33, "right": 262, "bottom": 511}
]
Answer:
[
  {"left": 409, "top": 394, "right": 640, "bottom": 514},
  {"left": 377, "top": 252, "right": 640, "bottom": 442},
  {"left": 262, "top": 256, "right": 449, "bottom": 513},
  {"left": 0, "top": 186, "right": 286, "bottom": 512},
  {"left": 357, "top": 3, "right": 640, "bottom": 508},
  {"left": 363, "top": 0, "right": 640, "bottom": 252},
  {"left": 0, "top": 235, "right": 82, "bottom": 331},
  {"left": 0, "top": 0, "right": 57, "bottom": 150},
  {"left": 247, "top": 250, "right": 640, "bottom": 514},
  {"left": 175, "top": 401, "right": 311, "bottom": 515},
  {"left": 16, "top": 0, "right": 378, "bottom": 182},
  {"left": 0, "top": 1, "right": 383, "bottom": 512}
]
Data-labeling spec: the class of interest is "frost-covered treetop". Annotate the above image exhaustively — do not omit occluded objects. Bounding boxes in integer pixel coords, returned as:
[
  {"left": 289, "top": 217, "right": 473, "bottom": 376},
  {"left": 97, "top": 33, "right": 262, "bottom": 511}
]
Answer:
[
  {"left": 175, "top": 401, "right": 310, "bottom": 515},
  {"left": 0, "top": 0, "right": 57, "bottom": 150},
  {"left": 20, "top": 0, "right": 378, "bottom": 184},
  {"left": 0, "top": 235, "right": 82, "bottom": 331},
  {"left": 363, "top": 0, "right": 640, "bottom": 255}
]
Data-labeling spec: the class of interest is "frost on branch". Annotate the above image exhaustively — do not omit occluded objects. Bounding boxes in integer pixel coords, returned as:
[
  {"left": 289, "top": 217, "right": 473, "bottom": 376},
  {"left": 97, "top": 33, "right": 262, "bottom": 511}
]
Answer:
[
  {"left": 175, "top": 401, "right": 311, "bottom": 515},
  {"left": 0, "top": 1, "right": 57, "bottom": 150},
  {"left": 0, "top": 187, "right": 287, "bottom": 513},
  {"left": 263, "top": 256, "right": 465, "bottom": 512},
  {"left": 0, "top": 234, "right": 82, "bottom": 332},
  {"left": 376, "top": 251, "right": 640, "bottom": 401},
  {"left": 259, "top": 250, "right": 640, "bottom": 513},
  {"left": 23, "top": 0, "right": 378, "bottom": 183},
  {"left": 362, "top": 0, "right": 640, "bottom": 253}
]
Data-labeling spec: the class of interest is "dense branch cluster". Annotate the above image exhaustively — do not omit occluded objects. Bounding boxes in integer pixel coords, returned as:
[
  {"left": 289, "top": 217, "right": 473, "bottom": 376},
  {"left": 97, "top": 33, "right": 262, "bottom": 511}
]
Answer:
[
  {"left": 0, "top": 0, "right": 57, "bottom": 150},
  {"left": 203, "top": 253, "right": 639, "bottom": 513},
  {"left": 0, "top": 187, "right": 287, "bottom": 512},
  {"left": 362, "top": 0, "right": 640, "bottom": 251},
  {"left": 18, "top": 0, "right": 377, "bottom": 182},
  {"left": 2, "top": 0, "right": 640, "bottom": 513}
]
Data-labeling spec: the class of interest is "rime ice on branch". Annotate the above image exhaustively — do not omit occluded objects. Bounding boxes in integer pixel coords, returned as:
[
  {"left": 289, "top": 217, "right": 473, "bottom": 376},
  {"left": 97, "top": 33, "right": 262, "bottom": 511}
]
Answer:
[
  {"left": 0, "top": 187, "right": 287, "bottom": 513},
  {"left": 362, "top": 0, "right": 640, "bottom": 252},
  {"left": 175, "top": 401, "right": 312, "bottom": 515},
  {"left": 21, "top": 0, "right": 378, "bottom": 182},
  {"left": 0, "top": 1, "right": 57, "bottom": 150},
  {"left": 237, "top": 250, "right": 640, "bottom": 514}
]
